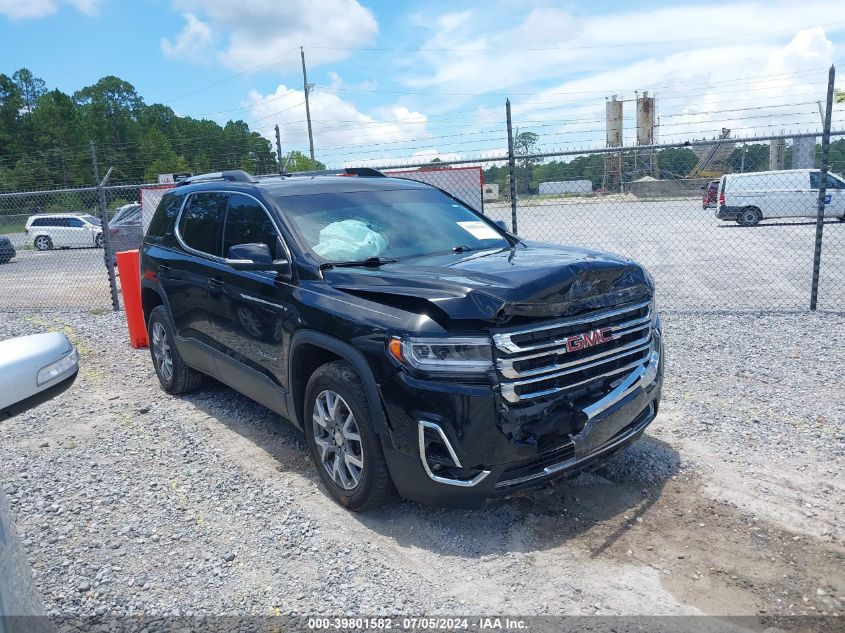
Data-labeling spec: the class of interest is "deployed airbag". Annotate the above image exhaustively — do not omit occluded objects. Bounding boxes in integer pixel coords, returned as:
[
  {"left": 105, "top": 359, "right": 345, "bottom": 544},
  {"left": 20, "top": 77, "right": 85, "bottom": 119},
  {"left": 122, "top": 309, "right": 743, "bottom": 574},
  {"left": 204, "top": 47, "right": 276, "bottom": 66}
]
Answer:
[{"left": 313, "top": 219, "right": 387, "bottom": 261}]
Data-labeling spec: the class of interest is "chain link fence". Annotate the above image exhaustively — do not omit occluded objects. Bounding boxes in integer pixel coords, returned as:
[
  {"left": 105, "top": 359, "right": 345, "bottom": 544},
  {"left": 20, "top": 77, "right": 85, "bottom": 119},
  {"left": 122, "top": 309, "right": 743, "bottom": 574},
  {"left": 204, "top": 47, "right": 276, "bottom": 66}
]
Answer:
[
  {"left": 0, "top": 184, "right": 144, "bottom": 309},
  {"left": 367, "top": 134, "right": 845, "bottom": 312},
  {"left": 1, "top": 137, "right": 843, "bottom": 313}
]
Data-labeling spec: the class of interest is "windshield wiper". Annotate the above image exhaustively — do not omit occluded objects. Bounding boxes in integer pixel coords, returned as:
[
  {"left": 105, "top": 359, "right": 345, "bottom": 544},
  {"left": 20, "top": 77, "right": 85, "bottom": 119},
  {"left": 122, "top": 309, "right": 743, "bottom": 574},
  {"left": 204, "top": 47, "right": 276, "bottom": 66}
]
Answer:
[{"left": 321, "top": 256, "right": 398, "bottom": 270}]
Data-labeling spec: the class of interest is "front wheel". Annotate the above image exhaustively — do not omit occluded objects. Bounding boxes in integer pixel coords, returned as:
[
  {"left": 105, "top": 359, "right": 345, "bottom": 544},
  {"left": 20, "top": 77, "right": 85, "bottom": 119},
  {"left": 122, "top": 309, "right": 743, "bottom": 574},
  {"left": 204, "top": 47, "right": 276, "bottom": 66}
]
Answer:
[{"left": 304, "top": 361, "right": 396, "bottom": 511}]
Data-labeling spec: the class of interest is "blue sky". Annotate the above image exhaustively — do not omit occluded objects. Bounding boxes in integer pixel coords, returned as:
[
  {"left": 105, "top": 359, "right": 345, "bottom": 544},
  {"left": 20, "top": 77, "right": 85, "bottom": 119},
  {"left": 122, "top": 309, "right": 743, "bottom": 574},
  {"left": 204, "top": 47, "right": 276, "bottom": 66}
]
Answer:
[{"left": 2, "top": 0, "right": 844, "bottom": 166}]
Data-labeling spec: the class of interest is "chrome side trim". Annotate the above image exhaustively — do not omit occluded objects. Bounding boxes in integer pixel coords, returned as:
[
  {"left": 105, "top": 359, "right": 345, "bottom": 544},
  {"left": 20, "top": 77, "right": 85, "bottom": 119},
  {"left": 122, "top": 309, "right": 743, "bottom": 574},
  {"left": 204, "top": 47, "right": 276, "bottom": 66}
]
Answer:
[
  {"left": 417, "top": 420, "right": 491, "bottom": 488},
  {"left": 493, "top": 300, "right": 651, "bottom": 354},
  {"left": 173, "top": 190, "right": 294, "bottom": 273}
]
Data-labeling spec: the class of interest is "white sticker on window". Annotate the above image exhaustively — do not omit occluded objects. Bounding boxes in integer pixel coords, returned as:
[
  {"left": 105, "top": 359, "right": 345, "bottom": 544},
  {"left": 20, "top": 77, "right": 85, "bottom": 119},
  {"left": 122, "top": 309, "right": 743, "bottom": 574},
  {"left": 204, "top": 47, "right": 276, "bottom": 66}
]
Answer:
[{"left": 457, "top": 221, "right": 501, "bottom": 240}]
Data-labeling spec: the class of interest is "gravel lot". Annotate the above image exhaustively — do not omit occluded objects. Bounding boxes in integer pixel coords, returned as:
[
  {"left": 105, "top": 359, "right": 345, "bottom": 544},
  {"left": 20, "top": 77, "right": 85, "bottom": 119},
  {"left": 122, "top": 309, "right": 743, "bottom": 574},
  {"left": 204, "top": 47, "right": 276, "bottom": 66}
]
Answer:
[
  {"left": 1, "top": 309, "right": 843, "bottom": 624},
  {"left": 2, "top": 196, "right": 844, "bottom": 311}
]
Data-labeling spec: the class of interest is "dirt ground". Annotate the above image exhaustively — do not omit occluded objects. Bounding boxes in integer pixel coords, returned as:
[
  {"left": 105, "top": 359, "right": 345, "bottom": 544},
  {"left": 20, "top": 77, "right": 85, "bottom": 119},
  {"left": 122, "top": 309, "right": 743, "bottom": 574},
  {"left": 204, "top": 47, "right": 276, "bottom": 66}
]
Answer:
[{"left": 0, "top": 310, "right": 843, "bottom": 632}]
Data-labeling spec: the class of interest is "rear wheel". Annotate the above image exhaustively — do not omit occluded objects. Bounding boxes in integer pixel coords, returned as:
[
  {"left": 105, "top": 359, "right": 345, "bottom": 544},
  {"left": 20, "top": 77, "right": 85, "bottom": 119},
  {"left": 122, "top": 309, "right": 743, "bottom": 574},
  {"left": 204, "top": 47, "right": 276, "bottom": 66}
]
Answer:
[
  {"left": 147, "top": 305, "right": 203, "bottom": 395},
  {"left": 34, "top": 236, "right": 53, "bottom": 251},
  {"left": 737, "top": 207, "right": 762, "bottom": 227},
  {"left": 304, "top": 361, "right": 396, "bottom": 511}
]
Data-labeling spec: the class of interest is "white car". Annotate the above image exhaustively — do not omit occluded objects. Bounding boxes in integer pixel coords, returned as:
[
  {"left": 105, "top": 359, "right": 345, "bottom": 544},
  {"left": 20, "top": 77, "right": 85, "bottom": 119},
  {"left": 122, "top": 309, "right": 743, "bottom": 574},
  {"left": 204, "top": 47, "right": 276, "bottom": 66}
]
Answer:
[
  {"left": 716, "top": 169, "right": 845, "bottom": 226},
  {"left": 25, "top": 213, "right": 104, "bottom": 250}
]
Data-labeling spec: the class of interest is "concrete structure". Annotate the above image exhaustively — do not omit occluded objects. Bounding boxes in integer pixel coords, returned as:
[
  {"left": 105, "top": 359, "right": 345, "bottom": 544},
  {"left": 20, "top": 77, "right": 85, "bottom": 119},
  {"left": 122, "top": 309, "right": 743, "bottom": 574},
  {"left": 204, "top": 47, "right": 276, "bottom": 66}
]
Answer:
[
  {"left": 769, "top": 138, "right": 786, "bottom": 170},
  {"left": 792, "top": 136, "right": 816, "bottom": 169},
  {"left": 539, "top": 180, "right": 593, "bottom": 195},
  {"left": 483, "top": 183, "right": 499, "bottom": 201},
  {"left": 636, "top": 91, "right": 655, "bottom": 146},
  {"left": 604, "top": 96, "right": 623, "bottom": 191}
]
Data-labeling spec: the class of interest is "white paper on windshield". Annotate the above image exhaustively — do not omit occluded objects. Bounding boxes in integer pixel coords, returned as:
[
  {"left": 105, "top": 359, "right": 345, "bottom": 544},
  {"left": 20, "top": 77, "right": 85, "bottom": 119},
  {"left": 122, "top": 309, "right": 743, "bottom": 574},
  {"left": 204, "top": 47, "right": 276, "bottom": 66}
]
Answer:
[{"left": 457, "top": 221, "right": 500, "bottom": 240}]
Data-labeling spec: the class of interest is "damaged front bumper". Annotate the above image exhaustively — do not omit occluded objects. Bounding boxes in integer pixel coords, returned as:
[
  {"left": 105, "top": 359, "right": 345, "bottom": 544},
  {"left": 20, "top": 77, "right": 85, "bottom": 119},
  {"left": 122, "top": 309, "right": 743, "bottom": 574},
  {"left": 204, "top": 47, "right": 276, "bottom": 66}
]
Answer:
[{"left": 378, "top": 325, "right": 663, "bottom": 508}]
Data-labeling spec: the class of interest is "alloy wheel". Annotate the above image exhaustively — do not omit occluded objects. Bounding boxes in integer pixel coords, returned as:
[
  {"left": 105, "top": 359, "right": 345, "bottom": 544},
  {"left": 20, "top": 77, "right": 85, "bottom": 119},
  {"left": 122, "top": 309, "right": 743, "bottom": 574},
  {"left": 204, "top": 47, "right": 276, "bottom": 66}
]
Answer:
[
  {"left": 312, "top": 390, "right": 364, "bottom": 490},
  {"left": 151, "top": 321, "right": 174, "bottom": 383}
]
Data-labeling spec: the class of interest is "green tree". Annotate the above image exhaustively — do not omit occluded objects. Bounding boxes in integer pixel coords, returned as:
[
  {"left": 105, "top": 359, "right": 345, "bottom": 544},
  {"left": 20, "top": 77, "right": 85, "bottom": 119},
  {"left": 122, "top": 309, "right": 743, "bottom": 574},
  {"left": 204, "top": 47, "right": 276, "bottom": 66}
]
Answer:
[
  {"left": 284, "top": 150, "right": 326, "bottom": 172},
  {"left": 514, "top": 131, "right": 539, "bottom": 169}
]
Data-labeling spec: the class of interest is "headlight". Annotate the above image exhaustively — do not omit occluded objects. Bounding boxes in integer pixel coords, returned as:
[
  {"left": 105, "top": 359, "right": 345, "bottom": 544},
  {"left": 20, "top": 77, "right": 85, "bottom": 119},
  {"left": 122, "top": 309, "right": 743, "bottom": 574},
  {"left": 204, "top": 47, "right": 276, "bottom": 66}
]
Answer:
[
  {"left": 388, "top": 336, "right": 492, "bottom": 375},
  {"left": 37, "top": 348, "right": 79, "bottom": 386}
]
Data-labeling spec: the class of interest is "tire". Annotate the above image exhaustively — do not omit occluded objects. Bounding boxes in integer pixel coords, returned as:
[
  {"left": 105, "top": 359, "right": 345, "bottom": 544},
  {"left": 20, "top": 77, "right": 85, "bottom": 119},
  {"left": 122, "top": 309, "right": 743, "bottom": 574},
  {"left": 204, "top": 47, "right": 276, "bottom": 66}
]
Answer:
[
  {"left": 304, "top": 361, "right": 397, "bottom": 511},
  {"left": 95, "top": 233, "right": 103, "bottom": 248},
  {"left": 147, "top": 305, "right": 204, "bottom": 395},
  {"left": 737, "top": 207, "right": 762, "bottom": 227},
  {"left": 34, "top": 236, "right": 53, "bottom": 251}
]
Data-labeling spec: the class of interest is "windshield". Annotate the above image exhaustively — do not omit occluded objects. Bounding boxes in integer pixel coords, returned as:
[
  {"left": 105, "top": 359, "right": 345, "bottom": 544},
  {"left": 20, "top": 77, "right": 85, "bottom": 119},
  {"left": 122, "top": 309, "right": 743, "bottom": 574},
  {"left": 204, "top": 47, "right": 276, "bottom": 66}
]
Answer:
[
  {"left": 275, "top": 188, "right": 509, "bottom": 262},
  {"left": 81, "top": 214, "right": 101, "bottom": 226}
]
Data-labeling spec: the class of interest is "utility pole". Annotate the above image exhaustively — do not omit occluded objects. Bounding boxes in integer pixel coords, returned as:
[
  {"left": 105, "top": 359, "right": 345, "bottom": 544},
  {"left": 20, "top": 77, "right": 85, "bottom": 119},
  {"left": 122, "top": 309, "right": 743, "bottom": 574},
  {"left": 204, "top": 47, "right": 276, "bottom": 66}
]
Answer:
[
  {"left": 301, "top": 47, "right": 316, "bottom": 169},
  {"left": 274, "top": 124, "right": 283, "bottom": 175},
  {"left": 505, "top": 99, "right": 518, "bottom": 235}
]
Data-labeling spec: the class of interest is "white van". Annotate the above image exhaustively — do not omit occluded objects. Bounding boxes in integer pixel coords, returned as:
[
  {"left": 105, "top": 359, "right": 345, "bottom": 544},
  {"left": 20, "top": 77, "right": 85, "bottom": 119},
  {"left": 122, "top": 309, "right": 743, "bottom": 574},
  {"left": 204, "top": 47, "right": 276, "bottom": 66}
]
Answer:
[{"left": 716, "top": 169, "right": 845, "bottom": 226}]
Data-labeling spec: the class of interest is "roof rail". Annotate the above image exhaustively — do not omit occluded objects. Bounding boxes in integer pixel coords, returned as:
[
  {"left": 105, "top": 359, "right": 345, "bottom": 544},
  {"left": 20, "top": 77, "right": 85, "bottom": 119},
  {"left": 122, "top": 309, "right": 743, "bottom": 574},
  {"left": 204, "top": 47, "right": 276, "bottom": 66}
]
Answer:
[
  {"left": 177, "top": 170, "right": 256, "bottom": 186},
  {"left": 278, "top": 167, "right": 387, "bottom": 179}
]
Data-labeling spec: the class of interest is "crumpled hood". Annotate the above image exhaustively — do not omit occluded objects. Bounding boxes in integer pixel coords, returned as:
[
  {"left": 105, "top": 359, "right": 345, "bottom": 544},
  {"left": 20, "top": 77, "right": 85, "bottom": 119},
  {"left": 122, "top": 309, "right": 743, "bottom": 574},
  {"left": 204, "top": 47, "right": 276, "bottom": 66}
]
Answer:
[{"left": 322, "top": 241, "right": 653, "bottom": 322}]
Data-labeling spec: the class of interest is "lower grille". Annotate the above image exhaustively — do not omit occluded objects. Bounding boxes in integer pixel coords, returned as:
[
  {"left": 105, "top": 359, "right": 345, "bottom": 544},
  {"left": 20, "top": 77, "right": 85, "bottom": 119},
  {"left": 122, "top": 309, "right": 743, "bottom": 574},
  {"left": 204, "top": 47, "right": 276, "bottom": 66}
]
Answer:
[
  {"left": 497, "top": 441, "right": 575, "bottom": 485},
  {"left": 493, "top": 300, "right": 653, "bottom": 403}
]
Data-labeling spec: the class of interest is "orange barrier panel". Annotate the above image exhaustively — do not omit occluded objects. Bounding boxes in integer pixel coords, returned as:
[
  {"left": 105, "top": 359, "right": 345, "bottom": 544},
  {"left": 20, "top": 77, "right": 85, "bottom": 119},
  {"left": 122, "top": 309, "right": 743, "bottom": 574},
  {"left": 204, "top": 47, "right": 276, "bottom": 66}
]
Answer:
[{"left": 115, "top": 249, "right": 148, "bottom": 348}]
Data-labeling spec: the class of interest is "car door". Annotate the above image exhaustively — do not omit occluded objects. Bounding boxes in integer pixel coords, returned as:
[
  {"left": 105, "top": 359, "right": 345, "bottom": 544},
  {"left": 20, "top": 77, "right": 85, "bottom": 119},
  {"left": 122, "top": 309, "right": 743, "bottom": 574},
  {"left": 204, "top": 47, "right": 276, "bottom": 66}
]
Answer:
[
  {"left": 208, "top": 193, "right": 294, "bottom": 393},
  {"left": 164, "top": 191, "right": 229, "bottom": 346},
  {"left": 808, "top": 172, "right": 845, "bottom": 218},
  {"left": 65, "top": 217, "right": 90, "bottom": 247},
  {"left": 823, "top": 173, "right": 845, "bottom": 218},
  {"left": 47, "top": 218, "right": 69, "bottom": 247}
]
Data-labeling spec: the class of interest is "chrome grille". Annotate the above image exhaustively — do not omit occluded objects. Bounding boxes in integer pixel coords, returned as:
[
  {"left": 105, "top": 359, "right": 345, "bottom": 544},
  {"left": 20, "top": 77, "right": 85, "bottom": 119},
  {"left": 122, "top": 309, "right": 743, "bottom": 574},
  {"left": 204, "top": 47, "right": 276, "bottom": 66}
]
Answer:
[{"left": 494, "top": 300, "right": 653, "bottom": 403}]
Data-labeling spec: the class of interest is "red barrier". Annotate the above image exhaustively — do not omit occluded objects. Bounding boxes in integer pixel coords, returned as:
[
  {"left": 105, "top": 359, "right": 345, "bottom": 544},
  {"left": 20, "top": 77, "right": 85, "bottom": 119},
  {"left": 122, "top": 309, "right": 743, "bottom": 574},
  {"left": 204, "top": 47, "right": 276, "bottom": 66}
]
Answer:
[{"left": 115, "top": 249, "right": 148, "bottom": 348}]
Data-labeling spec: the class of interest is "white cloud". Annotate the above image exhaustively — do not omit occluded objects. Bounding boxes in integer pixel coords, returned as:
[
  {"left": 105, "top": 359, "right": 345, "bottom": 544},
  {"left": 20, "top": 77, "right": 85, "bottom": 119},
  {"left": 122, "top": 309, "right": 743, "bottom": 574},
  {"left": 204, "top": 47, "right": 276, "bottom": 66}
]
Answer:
[
  {"left": 398, "top": 2, "right": 844, "bottom": 151},
  {"left": 164, "top": 0, "right": 378, "bottom": 71},
  {"left": 406, "top": 2, "right": 844, "bottom": 94},
  {"left": 245, "top": 84, "right": 429, "bottom": 167},
  {"left": 161, "top": 13, "right": 215, "bottom": 64},
  {"left": 0, "top": 0, "right": 100, "bottom": 19}
]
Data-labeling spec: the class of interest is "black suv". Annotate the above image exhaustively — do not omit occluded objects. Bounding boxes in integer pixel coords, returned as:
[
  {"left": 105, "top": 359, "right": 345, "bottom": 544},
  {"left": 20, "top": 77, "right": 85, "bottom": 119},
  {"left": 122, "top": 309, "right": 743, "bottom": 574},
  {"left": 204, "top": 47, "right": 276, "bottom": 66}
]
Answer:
[{"left": 140, "top": 169, "right": 663, "bottom": 510}]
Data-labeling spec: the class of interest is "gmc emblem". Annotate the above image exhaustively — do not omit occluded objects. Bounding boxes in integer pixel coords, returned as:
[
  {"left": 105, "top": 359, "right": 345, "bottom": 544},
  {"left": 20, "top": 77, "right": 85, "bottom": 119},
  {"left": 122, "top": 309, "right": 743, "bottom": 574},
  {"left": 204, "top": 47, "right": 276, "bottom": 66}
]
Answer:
[{"left": 565, "top": 327, "right": 614, "bottom": 353}]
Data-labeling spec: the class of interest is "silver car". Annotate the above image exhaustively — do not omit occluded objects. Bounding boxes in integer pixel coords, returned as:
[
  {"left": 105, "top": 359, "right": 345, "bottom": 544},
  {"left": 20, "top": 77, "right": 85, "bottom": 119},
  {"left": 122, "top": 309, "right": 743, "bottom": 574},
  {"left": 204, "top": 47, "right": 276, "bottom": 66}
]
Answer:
[{"left": 107, "top": 203, "right": 143, "bottom": 263}]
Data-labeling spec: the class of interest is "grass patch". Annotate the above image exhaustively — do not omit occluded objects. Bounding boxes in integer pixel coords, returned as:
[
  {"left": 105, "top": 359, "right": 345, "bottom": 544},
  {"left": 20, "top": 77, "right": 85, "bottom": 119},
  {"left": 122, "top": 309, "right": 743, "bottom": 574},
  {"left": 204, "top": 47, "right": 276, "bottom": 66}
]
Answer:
[{"left": 0, "top": 220, "right": 27, "bottom": 235}]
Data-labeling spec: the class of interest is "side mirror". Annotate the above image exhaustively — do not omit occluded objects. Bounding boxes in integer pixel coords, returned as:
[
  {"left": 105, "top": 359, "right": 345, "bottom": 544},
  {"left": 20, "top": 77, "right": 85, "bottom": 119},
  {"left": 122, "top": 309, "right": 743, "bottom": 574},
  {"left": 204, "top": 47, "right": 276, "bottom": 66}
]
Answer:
[
  {"left": 226, "top": 242, "right": 289, "bottom": 273},
  {"left": 0, "top": 332, "right": 79, "bottom": 421},
  {"left": 494, "top": 219, "right": 509, "bottom": 232}
]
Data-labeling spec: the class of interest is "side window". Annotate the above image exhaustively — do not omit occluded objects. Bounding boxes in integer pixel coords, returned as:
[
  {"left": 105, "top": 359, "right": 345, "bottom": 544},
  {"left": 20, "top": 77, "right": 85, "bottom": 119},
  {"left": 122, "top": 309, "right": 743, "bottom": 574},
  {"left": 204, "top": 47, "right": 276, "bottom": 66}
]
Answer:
[
  {"left": 31, "top": 218, "right": 45, "bottom": 227},
  {"left": 826, "top": 174, "right": 842, "bottom": 189},
  {"left": 178, "top": 192, "right": 228, "bottom": 256},
  {"left": 66, "top": 218, "right": 84, "bottom": 227},
  {"left": 222, "top": 194, "right": 281, "bottom": 259},
  {"left": 810, "top": 172, "right": 820, "bottom": 189},
  {"left": 147, "top": 193, "right": 183, "bottom": 239}
]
